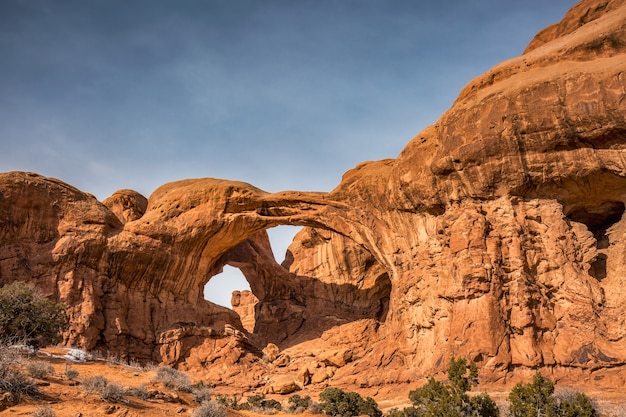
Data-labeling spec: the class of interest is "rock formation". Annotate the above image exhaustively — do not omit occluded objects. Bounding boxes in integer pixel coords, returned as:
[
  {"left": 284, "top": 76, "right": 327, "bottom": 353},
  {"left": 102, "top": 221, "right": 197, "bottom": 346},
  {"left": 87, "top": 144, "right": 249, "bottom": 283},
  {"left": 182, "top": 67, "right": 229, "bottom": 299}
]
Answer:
[{"left": 1, "top": 0, "right": 626, "bottom": 396}]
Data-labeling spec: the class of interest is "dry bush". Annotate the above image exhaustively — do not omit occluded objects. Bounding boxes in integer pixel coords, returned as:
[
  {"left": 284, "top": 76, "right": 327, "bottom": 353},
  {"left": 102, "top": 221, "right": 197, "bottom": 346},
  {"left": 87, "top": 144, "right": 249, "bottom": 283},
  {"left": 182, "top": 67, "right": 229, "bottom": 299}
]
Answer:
[
  {"left": 100, "top": 383, "right": 127, "bottom": 403},
  {"left": 192, "top": 385, "right": 213, "bottom": 404},
  {"left": 30, "top": 406, "right": 55, "bottom": 417},
  {"left": 128, "top": 384, "right": 150, "bottom": 400},
  {"left": 154, "top": 366, "right": 191, "bottom": 392},
  {"left": 64, "top": 367, "right": 79, "bottom": 380},
  {"left": 25, "top": 361, "right": 54, "bottom": 379},
  {"left": 81, "top": 374, "right": 128, "bottom": 402},
  {"left": 0, "top": 344, "right": 38, "bottom": 398},
  {"left": 81, "top": 375, "right": 108, "bottom": 394},
  {"left": 193, "top": 400, "right": 227, "bottom": 417}
]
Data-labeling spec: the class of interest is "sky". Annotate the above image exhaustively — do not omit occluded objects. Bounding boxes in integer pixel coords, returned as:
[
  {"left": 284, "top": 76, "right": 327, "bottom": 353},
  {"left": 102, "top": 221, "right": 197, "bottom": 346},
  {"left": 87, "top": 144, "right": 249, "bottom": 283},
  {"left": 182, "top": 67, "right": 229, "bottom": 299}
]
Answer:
[{"left": 1, "top": 0, "right": 575, "bottom": 307}]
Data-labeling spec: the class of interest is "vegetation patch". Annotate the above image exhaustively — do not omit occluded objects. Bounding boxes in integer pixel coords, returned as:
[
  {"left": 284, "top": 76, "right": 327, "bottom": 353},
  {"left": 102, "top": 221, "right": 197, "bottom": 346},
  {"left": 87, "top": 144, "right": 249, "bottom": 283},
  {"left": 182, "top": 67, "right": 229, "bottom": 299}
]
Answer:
[
  {"left": 509, "top": 372, "right": 596, "bottom": 417},
  {"left": 0, "top": 281, "right": 68, "bottom": 349},
  {"left": 0, "top": 344, "right": 38, "bottom": 399},
  {"left": 25, "top": 361, "right": 54, "bottom": 379},
  {"left": 319, "top": 387, "right": 382, "bottom": 417},
  {"left": 193, "top": 400, "right": 227, "bottom": 417},
  {"left": 154, "top": 366, "right": 192, "bottom": 392}
]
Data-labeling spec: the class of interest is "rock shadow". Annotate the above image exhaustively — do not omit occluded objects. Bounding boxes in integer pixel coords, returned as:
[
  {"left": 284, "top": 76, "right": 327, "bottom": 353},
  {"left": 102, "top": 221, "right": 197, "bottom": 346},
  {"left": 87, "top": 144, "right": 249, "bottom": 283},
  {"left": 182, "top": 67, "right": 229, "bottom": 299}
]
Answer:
[
  {"left": 566, "top": 200, "right": 625, "bottom": 281},
  {"left": 211, "top": 229, "right": 391, "bottom": 350}
]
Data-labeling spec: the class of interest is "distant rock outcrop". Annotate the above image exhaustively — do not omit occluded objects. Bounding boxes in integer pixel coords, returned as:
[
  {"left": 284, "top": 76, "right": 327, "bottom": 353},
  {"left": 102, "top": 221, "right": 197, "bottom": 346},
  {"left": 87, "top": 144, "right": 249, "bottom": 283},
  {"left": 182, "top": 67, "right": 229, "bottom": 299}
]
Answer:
[{"left": 1, "top": 0, "right": 626, "bottom": 394}]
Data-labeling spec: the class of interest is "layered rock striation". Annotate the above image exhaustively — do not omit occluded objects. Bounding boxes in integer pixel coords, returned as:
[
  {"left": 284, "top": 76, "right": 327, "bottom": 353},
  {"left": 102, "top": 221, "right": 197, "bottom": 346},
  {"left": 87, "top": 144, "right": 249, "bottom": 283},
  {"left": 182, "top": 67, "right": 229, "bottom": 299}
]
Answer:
[{"left": 1, "top": 0, "right": 626, "bottom": 391}]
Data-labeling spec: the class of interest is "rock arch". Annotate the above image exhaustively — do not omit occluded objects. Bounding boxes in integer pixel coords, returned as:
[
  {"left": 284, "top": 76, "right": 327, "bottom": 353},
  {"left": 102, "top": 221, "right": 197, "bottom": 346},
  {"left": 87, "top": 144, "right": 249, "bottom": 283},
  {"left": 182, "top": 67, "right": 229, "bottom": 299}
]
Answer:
[
  {"left": 105, "top": 178, "right": 393, "bottom": 357},
  {"left": 4, "top": 0, "right": 626, "bottom": 386}
]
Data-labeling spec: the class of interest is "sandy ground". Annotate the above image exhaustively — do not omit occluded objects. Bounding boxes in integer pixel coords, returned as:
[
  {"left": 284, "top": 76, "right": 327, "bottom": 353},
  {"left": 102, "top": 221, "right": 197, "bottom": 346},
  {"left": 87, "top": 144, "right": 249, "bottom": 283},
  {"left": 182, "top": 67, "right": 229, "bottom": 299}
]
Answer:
[
  {"left": 2, "top": 347, "right": 626, "bottom": 416},
  {"left": 1, "top": 347, "right": 213, "bottom": 417}
]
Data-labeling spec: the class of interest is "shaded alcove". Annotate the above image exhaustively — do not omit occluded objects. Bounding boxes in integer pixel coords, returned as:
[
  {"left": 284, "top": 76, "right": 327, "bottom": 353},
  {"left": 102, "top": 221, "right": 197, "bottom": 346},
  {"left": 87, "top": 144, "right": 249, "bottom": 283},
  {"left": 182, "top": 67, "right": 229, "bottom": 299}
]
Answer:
[
  {"left": 565, "top": 200, "right": 625, "bottom": 280},
  {"left": 201, "top": 223, "right": 392, "bottom": 348}
]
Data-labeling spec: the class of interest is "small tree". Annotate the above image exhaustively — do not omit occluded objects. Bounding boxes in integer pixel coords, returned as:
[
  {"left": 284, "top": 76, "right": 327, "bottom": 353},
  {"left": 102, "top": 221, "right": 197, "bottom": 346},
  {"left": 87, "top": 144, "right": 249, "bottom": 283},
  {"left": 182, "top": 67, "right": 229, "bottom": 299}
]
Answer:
[
  {"left": 409, "top": 378, "right": 456, "bottom": 417},
  {"left": 509, "top": 372, "right": 598, "bottom": 417},
  {"left": 508, "top": 372, "right": 558, "bottom": 417},
  {"left": 319, "top": 387, "right": 382, "bottom": 417},
  {"left": 408, "top": 357, "right": 498, "bottom": 417},
  {"left": 288, "top": 394, "right": 312, "bottom": 413},
  {"left": 558, "top": 392, "right": 597, "bottom": 417},
  {"left": 0, "top": 281, "right": 68, "bottom": 348}
]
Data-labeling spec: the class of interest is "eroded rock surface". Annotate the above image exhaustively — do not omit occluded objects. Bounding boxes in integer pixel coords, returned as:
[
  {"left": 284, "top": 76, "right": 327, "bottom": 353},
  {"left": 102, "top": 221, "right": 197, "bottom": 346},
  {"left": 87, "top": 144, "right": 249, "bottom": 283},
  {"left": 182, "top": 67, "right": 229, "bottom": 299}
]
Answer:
[{"left": 1, "top": 0, "right": 626, "bottom": 395}]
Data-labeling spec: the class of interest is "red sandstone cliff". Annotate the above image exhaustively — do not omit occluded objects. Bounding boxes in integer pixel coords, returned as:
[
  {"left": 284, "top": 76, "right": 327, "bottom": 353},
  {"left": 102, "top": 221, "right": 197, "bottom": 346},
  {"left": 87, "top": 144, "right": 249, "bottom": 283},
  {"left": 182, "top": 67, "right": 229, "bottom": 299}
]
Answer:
[{"left": 1, "top": 0, "right": 626, "bottom": 394}]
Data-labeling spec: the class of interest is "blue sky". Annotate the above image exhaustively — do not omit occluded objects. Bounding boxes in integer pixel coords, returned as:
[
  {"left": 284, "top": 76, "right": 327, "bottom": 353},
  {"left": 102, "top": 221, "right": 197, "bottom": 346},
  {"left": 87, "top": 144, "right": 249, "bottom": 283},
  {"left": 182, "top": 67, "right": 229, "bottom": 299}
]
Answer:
[{"left": 0, "top": 0, "right": 575, "bottom": 306}]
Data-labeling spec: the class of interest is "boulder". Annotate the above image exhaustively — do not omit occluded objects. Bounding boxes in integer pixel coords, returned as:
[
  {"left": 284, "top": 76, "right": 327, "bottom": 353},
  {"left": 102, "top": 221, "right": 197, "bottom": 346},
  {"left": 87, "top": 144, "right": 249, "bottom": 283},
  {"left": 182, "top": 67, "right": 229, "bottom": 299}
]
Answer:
[
  {"left": 262, "top": 376, "right": 301, "bottom": 395},
  {"left": 262, "top": 343, "right": 280, "bottom": 363},
  {"left": 319, "top": 349, "right": 353, "bottom": 368}
]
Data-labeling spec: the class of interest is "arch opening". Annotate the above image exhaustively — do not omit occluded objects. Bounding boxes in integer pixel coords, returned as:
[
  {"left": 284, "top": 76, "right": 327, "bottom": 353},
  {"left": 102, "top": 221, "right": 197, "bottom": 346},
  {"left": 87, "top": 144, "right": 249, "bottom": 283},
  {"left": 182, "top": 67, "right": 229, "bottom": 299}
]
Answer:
[
  {"left": 203, "top": 264, "right": 250, "bottom": 308},
  {"left": 203, "top": 226, "right": 303, "bottom": 307},
  {"left": 203, "top": 226, "right": 304, "bottom": 333},
  {"left": 202, "top": 219, "right": 392, "bottom": 346},
  {"left": 266, "top": 225, "right": 303, "bottom": 264}
]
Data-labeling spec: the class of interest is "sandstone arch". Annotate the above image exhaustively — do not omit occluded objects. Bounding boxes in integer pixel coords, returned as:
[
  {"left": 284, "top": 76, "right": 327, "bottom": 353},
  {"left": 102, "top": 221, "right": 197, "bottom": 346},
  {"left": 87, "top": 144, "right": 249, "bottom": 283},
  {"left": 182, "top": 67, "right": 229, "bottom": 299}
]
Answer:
[
  {"left": 108, "top": 178, "right": 393, "bottom": 349},
  {"left": 3, "top": 0, "right": 626, "bottom": 390},
  {"left": 0, "top": 171, "right": 394, "bottom": 364}
]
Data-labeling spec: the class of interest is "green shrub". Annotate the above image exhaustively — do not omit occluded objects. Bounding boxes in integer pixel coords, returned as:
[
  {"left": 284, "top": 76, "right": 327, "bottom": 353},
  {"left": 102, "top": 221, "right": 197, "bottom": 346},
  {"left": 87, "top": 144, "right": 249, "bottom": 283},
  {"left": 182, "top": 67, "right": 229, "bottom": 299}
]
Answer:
[
  {"left": 407, "top": 357, "right": 498, "bottom": 417},
  {"left": 409, "top": 377, "right": 456, "bottom": 417},
  {"left": 193, "top": 400, "right": 227, "bottom": 417},
  {"left": 385, "top": 407, "right": 420, "bottom": 417},
  {"left": 238, "top": 394, "right": 283, "bottom": 413},
  {"left": 508, "top": 372, "right": 598, "bottom": 417},
  {"left": 359, "top": 396, "right": 383, "bottom": 417},
  {"left": 319, "top": 387, "right": 382, "bottom": 417},
  {"left": 263, "top": 398, "right": 282, "bottom": 412},
  {"left": 508, "top": 372, "right": 558, "bottom": 417},
  {"left": 288, "top": 394, "right": 313, "bottom": 413},
  {"left": 215, "top": 394, "right": 240, "bottom": 409},
  {"left": 0, "top": 281, "right": 68, "bottom": 348},
  {"left": 241, "top": 394, "right": 263, "bottom": 410},
  {"left": 155, "top": 366, "right": 192, "bottom": 392},
  {"left": 558, "top": 392, "right": 597, "bottom": 417},
  {"left": 471, "top": 392, "right": 500, "bottom": 417},
  {"left": 386, "top": 407, "right": 403, "bottom": 417}
]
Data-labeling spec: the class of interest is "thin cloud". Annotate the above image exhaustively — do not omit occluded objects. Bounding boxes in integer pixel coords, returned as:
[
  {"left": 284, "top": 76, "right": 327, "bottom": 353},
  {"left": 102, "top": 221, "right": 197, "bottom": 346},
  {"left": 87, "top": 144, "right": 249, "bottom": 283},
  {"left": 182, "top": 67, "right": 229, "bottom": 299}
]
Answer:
[{"left": 1, "top": 0, "right": 575, "bottom": 201}]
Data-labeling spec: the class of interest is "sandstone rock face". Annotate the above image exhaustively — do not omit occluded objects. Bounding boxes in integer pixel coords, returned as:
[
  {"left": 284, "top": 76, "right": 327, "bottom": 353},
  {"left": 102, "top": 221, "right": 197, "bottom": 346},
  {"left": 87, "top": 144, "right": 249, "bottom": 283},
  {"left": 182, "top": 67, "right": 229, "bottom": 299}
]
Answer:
[
  {"left": 1, "top": 0, "right": 626, "bottom": 395},
  {"left": 231, "top": 290, "right": 258, "bottom": 333},
  {"left": 102, "top": 189, "right": 148, "bottom": 224}
]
